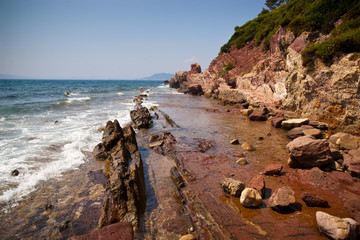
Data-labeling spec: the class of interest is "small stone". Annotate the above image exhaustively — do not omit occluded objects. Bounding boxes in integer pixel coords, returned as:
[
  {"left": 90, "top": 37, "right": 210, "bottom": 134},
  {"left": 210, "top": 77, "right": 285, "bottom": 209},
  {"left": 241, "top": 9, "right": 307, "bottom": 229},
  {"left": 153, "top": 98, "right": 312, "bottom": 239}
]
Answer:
[
  {"left": 249, "top": 175, "right": 266, "bottom": 198},
  {"left": 11, "top": 169, "right": 19, "bottom": 176},
  {"left": 45, "top": 203, "right": 53, "bottom": 211},
  {"left": 233, "top": 152, "right": 244, "bottom": 158},
  {"left": 220, "top": 178, "right": 245, "bottom": 197},
  {"left": 268, "top": 186, "right": 296, "bottom": 212},
  {"left": 301, "top": 192, "right": 328, "bottom": 207},
  {"left": 230, "top": 139, "right": 239, "bottom": 145},
  {"left": 242, "top": 142, "right": 255, "bottom": 151},
  {"left": 264, "top": 164, "right": 283, "bottom": 176},
  {"left": 236, "top": 157, "right": 248, "bottom": 165},
  {"left": 179, "top": 234, "right": 196, "bottom": 240},
  {"left": 249, "top": 111, "right": 268, "bottom": 121},
  {"left": 148, "top": 140, "right": 164, "bottom": 148},
  {"left": 241, "top": 109, "right": 253, "bottom": 116},
  {"left": 240, "top": 188, "right": 263, "bottom": 208},
  {"left": 316, "top": 211, "right": 359, "bottom": 240}
]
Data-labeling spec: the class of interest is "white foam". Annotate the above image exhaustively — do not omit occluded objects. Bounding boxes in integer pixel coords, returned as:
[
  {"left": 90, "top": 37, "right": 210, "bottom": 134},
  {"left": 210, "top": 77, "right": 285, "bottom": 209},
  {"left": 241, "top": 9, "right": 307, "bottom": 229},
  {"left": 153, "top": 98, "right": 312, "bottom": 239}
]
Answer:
[
  {"left": 66, "top": 97, "right": 91, "bottom": 103},
  {"left": 0, "top": 117, "right": 5, "bottom": 122},
  {"left": 117, "top": 92, "right": 124, "bottom": 96}
]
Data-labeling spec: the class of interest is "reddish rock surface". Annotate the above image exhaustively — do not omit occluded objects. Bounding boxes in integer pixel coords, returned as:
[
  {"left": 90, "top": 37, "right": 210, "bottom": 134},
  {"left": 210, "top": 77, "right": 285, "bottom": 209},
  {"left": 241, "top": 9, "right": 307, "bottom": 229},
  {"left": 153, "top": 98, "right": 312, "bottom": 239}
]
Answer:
[
  {"left": 264, "top": 164, "right": 283, "bottom": 176},
  {"left": 248, "top": 175, "right": 266, "bottom": 198},
  {"left": 68, "top": 222, "right": 133, "bottom": 240},
  {"left": 301, "top": 192, "right": 329, "bottom": 207},
  {"left": 249, "top": 111, "right": 268, "bottom": 121},
  {"left": 343, "top": 149, "right": 360, "bottom": 178},
  {"left": 268, "top": 186, "right": 296, "bottom": 212},
  {"left": 271, "top": 116, "right": 285, "bottom": 128}
]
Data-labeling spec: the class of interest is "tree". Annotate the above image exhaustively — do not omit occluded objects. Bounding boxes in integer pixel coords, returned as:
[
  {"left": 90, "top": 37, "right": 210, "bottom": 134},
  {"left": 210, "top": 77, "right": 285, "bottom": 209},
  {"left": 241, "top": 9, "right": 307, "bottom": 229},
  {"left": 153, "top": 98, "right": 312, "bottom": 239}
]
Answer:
[{"left": 265, "top": 0, "right": 289, "bottom": 10}]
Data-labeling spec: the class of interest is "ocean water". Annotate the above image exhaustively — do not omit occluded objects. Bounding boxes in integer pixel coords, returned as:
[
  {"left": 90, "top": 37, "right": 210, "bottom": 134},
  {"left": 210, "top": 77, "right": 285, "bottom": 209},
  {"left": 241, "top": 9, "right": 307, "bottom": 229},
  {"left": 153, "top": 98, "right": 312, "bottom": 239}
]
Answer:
[{"left": 0, "top": 79, "right": 177, "bottom": 209}]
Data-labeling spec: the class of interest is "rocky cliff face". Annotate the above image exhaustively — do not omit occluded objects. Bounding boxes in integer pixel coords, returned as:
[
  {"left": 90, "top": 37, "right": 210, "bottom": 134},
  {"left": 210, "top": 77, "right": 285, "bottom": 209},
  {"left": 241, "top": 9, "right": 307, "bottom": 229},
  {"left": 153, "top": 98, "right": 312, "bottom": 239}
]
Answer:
[{"left": 171, "top": 27, "right": 360, "bottom": 134}]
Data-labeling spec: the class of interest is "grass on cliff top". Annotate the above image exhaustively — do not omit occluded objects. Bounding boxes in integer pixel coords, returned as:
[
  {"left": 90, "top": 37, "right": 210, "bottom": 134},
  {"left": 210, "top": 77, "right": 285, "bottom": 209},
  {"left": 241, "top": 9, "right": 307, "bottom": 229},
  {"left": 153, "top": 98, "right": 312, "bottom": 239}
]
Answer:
[{"left": 220, "top": 0, "right": 360, "bottom": 65}]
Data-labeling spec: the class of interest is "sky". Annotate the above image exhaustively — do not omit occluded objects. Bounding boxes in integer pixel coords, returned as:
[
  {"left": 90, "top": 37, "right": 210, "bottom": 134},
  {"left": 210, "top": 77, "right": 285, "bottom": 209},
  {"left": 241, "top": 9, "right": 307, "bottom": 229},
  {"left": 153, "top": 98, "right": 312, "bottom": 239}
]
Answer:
[{"left": 0, "top": 0, "right": 266, "bottom": 79}]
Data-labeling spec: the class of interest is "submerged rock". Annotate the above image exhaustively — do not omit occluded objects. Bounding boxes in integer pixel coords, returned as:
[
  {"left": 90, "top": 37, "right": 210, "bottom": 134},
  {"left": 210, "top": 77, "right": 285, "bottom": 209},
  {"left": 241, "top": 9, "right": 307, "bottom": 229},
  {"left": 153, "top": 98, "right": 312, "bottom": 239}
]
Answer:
[
  {"left": 240, "top": 188, "right": 263, "bottom": 208},
  {"left": 236, "top": 157, "right": 248, "bottom": 165},
  {"left": 268, "top": 186, "right": 296, "bottom": 212},
  {"left": 301, "top": 192, "right": 328, "bottom": 207},
  {"left": 316, "top": 211, "right": 359, "bottom": 240},
  {"left": 11, "top": 169, "right": 20, "bottom": 177},
  {"left": 220, "top": 178, "right": 245, "bottom": 197},
  {"left": 286, "top": 136, "right": 333, "bottom": 168}
]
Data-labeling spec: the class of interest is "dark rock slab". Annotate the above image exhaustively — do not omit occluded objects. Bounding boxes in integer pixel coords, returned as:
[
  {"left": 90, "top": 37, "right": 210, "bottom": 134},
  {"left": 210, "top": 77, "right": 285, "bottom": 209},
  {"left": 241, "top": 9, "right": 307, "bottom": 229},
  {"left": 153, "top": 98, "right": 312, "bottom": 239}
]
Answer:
[{"left": 301, "top": 192, "right": 329, "bottom": 207}]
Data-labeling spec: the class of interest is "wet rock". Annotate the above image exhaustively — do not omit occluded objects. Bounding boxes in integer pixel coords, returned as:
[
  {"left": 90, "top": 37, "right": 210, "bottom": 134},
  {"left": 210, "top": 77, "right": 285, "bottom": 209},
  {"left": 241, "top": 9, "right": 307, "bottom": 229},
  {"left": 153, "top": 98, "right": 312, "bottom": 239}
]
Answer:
[
  {"left": 163, "top": 80, "right": 169, "bottom": 85},
  {"left": 102, "top": 120, "right": 123, "bottom": 151},
  {"left": 171, "top": 166, "right": 185, "bottom": 189},
  {"left": 68, "top": 222, "right": 133, "bottom": 240},
  {"left": 271, "top": 116, "right": 285, "bottom": 128},
  {"left": 220, "top": 178, "right": 245, "bottom": 197},
  {"left": 286, "top": 136, "right": 333, "bottom": 168},
  {"left": 240, "top": 188, "right": 263, "bottom": 208},
  {"left": 187, "top": 84, "right": 203, "bottom": 95},
  {"left": 301, "top": 192, "right": 328, "bottom": 207},
  {"left": 316, "top": 211, "right": 359, "bottom": 240},
  {"left": 230, "top": 139, "right": 239, "bottom": 145},
  {"left": 248, "top": 175, "right": 266, "bottom": 198},
  {"left": 93, "top": 143, "right": 109, "bottom": 161},
  {"left": 149, "top": 106, "right": 158, "bottom": 111},
  {"left": 264, "top": 164, "right": 283, "bottom": 176},
  {"left": 11, "top": 169, "right": 19, "bottom": 177},
  {"left": 249, "top": 111, "right": 268, "bottom": 121},
  {"left": 45, "top": 203, "right": 53, "bottom": 211},
  {"left": 130, "top": 105, "right": 153, "bottom": 129},
  {"left": 269, "top": 186, "right": 296, "bottom": 212},
  {"left": 236, "top": 157, "right": 248, "bottom": 165},
  {"left": 149, "top": 132, "right": 177, "bottom": 156},
  {"left": 240, "top": 109, "right": 253, "bottom": 116},
  {"left": 343, "top": 149, "right": 360, "bottom": 178},
  {"left": 281, "top": 118, "right": 309, "bottom": 130},
  {"left": 195, "top": 138, "right": 213, "bottom": 153},
  {"left": 179, "top": 234, "right": 196, "bottom": 240},
  {"left": 242, "top": 142, "right": 255, "bottom": 151}
]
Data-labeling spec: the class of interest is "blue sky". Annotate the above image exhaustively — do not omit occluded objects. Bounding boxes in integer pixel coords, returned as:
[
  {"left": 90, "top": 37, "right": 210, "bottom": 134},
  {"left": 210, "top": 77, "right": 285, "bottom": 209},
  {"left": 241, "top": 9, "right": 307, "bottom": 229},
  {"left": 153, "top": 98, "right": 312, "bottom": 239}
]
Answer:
[{"left": 0, "top": 0, "right": 266, "bottom": 79}]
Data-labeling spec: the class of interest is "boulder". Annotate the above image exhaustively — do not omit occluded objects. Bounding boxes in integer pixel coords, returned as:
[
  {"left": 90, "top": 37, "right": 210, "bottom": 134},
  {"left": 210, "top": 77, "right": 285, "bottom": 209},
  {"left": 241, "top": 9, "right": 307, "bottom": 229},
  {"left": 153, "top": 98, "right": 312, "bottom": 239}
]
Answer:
[
  {"left": 343, "top": 149, "right": 360, "bottom": 178},
  {"left": 286, "top": 136, "right": 333, "bottom": 168},
  {"left": 240, "top": 188, "right": 263, "bottom": 208},
  {"left": 169, "top": 77, "right": 179, "bottom": 88},
  {"left": 264, "top": 164, "right": 283, "bottom": 176},
  {"left": 187, "top": 84, "right": 203, "bottom": 95},
  {"left": 68, "top": 222, "right": 133, "bottom": 240},
  {"left": 301, "top": 192, "right": 329, "bottom": 207},
  {"left": 286, "top": 126, "right": 322, "bottom": 140},
  {"left": 316, "top": 211, "right": 359, "bottom": 240},
  {"left": 242, "top": 142, "right": 256, "bottom": 151},
  {"left": 281, "top": 118, "right": 309, "bottom": 130},
  {"left": 102, "top": 120, "right": 123, "bottom": 151},
  {"left": 130, "top": 105, "right": 153, "bottom": 129},
  {"left": 248, "top": 175, "right": 266, "bottom": 198},
  {"left": 271, "top": 116, "right": 285, "bottom": 128},
  {"left": 268, "top": 186, "right": 296, "bottom": 211},
  {"left": 220, "top": 178, "right": 245, "bottom": 197},
  {"left": 249, "top": 111, "right": 268, "bottom": 121},
  {"left": 190, "top": 63, "right": 202, "bottom": 74},
  {"left": 329, "top": 132, "right": 349, "bottom": 149}
]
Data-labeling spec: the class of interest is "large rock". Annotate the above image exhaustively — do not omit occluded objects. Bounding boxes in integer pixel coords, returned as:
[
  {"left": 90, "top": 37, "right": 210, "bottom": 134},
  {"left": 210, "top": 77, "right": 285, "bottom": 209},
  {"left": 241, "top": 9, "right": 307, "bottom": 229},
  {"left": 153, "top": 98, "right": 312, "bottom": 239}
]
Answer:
[
  {"left": 187, "top": 84, "right": 203, "bottom": 95},
  {"left": 343, "top": 149, "right": 360, "bottom": 178},
  {"left": 286, "top": 125, "right": 322, "bottom": 140},
  {"left": 240, "top": 188, "right": 263, "bottom": 208},
  {"left": 301, "top": 192, "right": 329, "bottom": 207},
  {"left": 281, "top": 118, "right": 309, "bottom": 130},
  {"left": 68, "top": 222, "right": 133, "bottom": 240},
  {"left": 316, "top": 211, "right": 359, "bottom": 240},
  {"left": 248, "top": 175, "right": 266, "bottom": 198},
  {"left": 336, "top": 135, "right": 360, "bottom": 150},
  {"left": 220, "top": 178, "right": 245, "bottom": 197},
  {"left": 268, "top": 186, "right": 296, "bottom": 211},
  {"left": 130, "top": 105, "right": 153, "bottom": 129},
  {"left": 190, "top": 63, "right": 202, "bottom": 74},
  {"left": 286, "top": 136, "right": 333, "bottom": 168}
]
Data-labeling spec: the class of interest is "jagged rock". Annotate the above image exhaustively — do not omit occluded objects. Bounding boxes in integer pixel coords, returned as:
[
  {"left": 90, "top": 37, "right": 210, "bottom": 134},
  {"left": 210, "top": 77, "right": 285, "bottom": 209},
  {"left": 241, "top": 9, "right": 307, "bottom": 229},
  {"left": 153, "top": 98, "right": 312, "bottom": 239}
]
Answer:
[
  {"left": 11, "top": 169, "right": 20, "bottom": 177},
  {"left": 68, "top": 222, "right": 133, "bottom": 240},
  {"left": 242, "top": 142, "right": 255, "bottom": 151},
  {"left": 248, "top": 175, "right": 266, "bottom": 198},
  {"left": 240, "top": 109, "right": 253, "bottom": 116},
  {"left": 264, "top": 164, "right": 283, "bottom": 176},
  {"left": 269, "top": 186, "right": 296, "bottom": 212},
  {"left": 240, "top": 188, "right": 263, "bottom": 208},
  {"left": 236, "top": 157, "right": 248, "bottom": 165},
  {"left": 96, "top": 121, "right": 146, "bottom": 231},
  {"left": 286, "top": 136, "right": 333, "bottom": 168},
  {"left": 190, "top": 63, "right": 202, "bottom": 74},
  {"left": 170, "top": 166, "right": 185, "bottom": 189},
  {"left": 93, "top": 143, "right": 110, "bottom": 161},
  {"left": 187, "top": 84, "right": 203, "bottom": 95},
  {"left": 281, "top": 118, "right": 309, "bottom": 130},
  {"left": 343, "top": 149, "right": 360, "bottom": 178},
  {"left": 249, "top": 111, "right": 268, "bottom": 121},
  {"left": 271, "top": 116, "right": 285, "bottom": 128},
  {"left": 316, "top": 211, "right": 359, "bottom": 240},
  {"left": 301, "top": 192, "right": 328, "bottom": 207},
  {"left": 163, "top": 80, "right": 169, "bottom": 85},
  {"left": 220, "top": 178, "right": 245, "bottom": 197},
  {"left": 130, "top": 105, "right": 153, "bottom": 129}
]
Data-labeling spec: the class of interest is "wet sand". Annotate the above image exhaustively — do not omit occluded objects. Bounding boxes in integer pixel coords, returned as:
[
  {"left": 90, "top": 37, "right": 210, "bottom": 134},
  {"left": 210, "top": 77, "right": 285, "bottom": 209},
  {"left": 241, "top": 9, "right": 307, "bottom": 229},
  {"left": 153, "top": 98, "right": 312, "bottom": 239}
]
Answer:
[{"left": 0, "top": 92, "right": 357, "bottom": 239}]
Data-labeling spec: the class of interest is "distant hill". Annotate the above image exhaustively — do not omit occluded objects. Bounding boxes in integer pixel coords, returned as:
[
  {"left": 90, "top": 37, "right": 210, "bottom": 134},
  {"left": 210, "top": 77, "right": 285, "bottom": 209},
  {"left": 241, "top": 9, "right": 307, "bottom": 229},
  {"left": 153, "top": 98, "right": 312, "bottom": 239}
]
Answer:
[{"left": 141, "top": 73, "right": 174, "bottom": 80}]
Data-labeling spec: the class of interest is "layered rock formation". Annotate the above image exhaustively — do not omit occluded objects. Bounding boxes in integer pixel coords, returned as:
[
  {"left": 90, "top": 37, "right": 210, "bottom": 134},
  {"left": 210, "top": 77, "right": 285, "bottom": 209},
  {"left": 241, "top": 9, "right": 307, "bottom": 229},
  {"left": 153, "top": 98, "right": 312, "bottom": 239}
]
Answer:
[{"left": 170, "top": 27, "right": 360, "bottom": 134}]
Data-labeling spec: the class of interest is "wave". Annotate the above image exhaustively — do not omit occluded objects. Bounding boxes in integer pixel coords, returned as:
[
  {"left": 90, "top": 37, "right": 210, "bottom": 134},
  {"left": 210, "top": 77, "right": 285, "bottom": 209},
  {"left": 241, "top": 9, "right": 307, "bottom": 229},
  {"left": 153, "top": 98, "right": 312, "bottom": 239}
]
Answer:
[
  {"left": 117, "top": 92, "right": 124, "bottom": 96},
  {"left": 65, "top": 97, "right": 91, "bottom": 103}
]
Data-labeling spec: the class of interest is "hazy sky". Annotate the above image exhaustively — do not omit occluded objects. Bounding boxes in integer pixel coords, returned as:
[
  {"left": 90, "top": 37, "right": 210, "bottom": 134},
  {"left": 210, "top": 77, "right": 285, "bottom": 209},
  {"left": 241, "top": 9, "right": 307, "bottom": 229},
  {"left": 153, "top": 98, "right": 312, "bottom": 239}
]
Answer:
[{"left": 0, "top": 0, "right": 265, "bottom": 79}]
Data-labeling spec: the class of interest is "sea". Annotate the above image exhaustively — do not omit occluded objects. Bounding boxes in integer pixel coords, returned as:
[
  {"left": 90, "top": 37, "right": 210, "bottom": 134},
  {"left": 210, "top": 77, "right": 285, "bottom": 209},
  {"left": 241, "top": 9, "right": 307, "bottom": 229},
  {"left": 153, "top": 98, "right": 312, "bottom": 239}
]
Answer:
[{"left": 0, "top": 79, "right": 178, "bottom": 209}]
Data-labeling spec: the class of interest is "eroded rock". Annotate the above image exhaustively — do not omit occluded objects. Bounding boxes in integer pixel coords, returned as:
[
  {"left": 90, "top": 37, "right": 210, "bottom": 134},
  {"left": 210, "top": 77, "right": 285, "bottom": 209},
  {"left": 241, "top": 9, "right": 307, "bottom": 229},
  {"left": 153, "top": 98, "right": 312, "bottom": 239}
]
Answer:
[
  {"left": 220, "top": 178, "right": 245, "bottom": 197},
  {"left": 130, "top": 105, "right": 153, "bottom": 129}
]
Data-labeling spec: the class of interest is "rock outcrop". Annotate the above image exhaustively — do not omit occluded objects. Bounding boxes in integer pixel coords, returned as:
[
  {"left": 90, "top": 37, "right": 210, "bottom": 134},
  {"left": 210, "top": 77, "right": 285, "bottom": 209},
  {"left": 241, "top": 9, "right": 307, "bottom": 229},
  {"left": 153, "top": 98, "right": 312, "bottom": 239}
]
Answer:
[
  {"left": 130, "top": 104, "right": 153, "bottom": 129},
  {"left": 94, "top": 120, "right": 146, "bottom": 232}
]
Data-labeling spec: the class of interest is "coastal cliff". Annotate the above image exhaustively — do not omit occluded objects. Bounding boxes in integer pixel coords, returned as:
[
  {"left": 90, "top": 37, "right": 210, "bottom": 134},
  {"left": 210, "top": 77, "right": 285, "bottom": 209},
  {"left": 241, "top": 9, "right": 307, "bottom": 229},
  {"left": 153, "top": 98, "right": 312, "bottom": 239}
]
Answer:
[{"left": 170, "top": 0, "right": 360, "bottom": 134}]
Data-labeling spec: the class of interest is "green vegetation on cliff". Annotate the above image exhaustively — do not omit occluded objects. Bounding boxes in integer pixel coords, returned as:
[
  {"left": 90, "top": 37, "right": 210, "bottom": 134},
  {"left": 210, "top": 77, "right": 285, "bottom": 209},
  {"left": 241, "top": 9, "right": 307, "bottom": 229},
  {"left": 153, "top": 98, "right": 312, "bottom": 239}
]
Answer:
[{"left": 220, "top": 0, "right": 360, "bottom": 66}]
